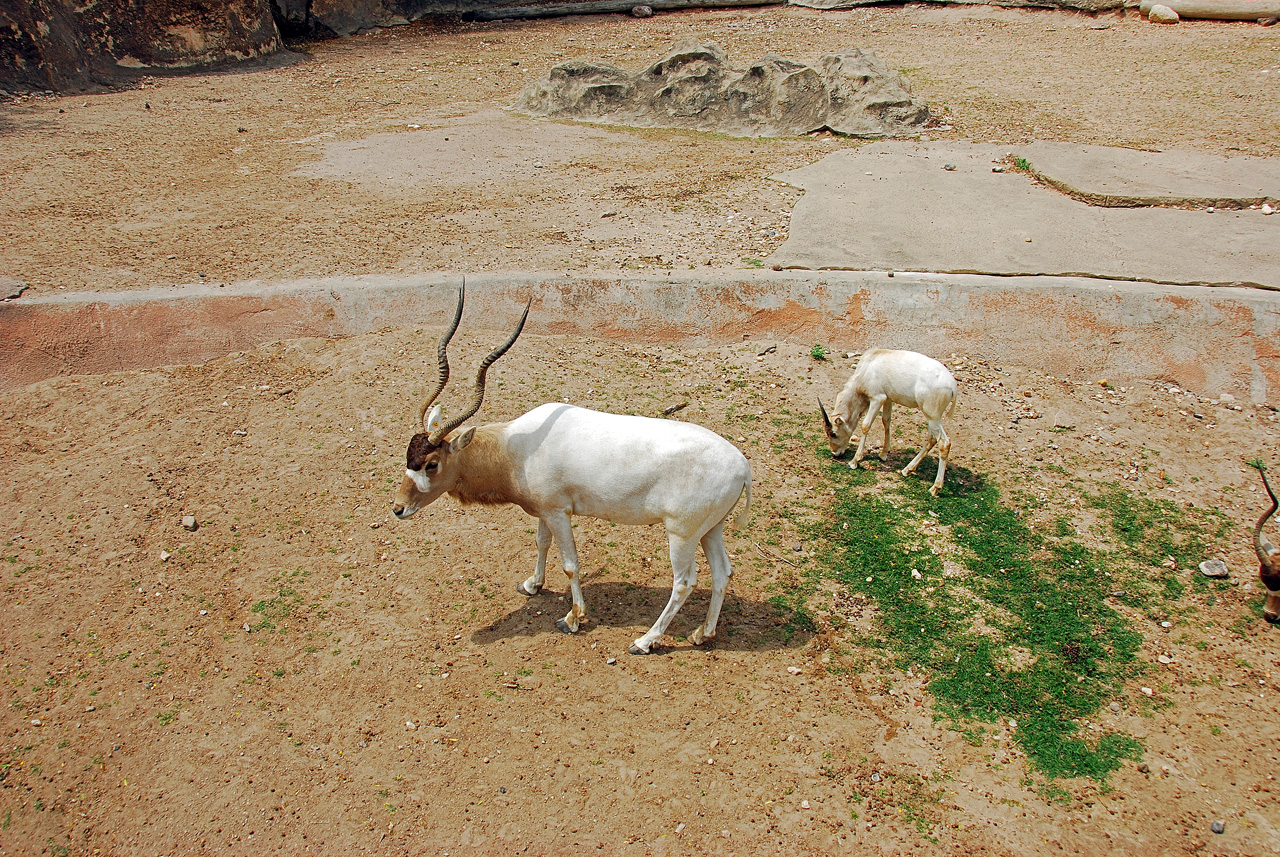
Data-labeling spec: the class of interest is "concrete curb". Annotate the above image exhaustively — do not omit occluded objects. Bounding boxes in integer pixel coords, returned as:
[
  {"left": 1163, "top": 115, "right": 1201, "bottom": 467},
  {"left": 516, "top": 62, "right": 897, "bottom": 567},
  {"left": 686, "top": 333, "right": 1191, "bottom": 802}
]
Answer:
[{"left": 2, "top": 270, "right": 1278, "bottom": 403}]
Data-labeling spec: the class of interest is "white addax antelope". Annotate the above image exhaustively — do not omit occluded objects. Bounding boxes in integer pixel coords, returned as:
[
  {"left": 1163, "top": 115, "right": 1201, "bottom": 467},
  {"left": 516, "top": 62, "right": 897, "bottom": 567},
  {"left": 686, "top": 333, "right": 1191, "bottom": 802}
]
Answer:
[
  {"left": 818, "top": 348, "right": 957, "bottom": 496},
  {"left": 392, "top": 288, "right": 753, "bottom": 654}
]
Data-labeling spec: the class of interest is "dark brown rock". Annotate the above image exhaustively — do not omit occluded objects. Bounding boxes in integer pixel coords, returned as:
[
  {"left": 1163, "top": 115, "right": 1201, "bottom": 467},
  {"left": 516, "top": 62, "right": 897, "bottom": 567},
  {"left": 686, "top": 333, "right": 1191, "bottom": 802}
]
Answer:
[{"left": 0, "top": 0, "right": 282, "bottom": 92}]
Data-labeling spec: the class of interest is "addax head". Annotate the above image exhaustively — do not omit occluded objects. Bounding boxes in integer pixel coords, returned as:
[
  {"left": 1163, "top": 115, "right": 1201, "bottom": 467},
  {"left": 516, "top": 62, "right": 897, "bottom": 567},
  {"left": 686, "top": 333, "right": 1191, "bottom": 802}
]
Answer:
[
  {"left": 818, "top": 397, "right": 855, "bottom": 457},
  {"left": 392, "top": 283, "right": 529, "bottom": 519},
  {"left": 1253, "top": 466, "right": 1280, "bottom": 623}
]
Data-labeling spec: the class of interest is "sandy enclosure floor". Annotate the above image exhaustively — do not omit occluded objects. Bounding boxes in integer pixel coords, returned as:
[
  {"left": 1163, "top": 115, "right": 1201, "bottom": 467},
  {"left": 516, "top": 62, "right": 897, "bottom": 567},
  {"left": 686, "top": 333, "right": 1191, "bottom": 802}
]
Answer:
[
  {"left": 1, "top": 325, "right": 1279, "bottom": 855},
  {"left": 2, "top": 5, "right": 1280, "bottom": 297},
  {"left": 3, "top": 3, "right": 1280, "bottom": 855}
]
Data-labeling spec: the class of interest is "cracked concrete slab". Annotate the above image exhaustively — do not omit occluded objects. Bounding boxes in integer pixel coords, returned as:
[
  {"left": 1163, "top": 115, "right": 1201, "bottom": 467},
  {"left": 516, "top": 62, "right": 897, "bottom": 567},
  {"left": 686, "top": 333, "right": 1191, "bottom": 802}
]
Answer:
[
  {"left": 768, "top": 141, "right": 1280, "bottom": 289},
  {"left": 1017, "top": 141, "right": 1280, "bottom": 208}
]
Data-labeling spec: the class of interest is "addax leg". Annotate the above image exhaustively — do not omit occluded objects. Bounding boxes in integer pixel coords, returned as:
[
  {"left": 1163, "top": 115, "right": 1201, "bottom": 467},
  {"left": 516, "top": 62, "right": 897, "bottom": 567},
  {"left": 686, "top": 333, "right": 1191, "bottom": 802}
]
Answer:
[
  {"left": 688, "top": 523, "right": 732, "bottom": 647},
  {"left": 851, "top": 396, "right": 886, "bottom": 469},
  {"left": 543, "top": 512, "right": 586, "bottom": 633},
  {"left": 931, "top": 424, "right": 952, "bottom": 497},
  {"left": 630, "top": 532, "right": 699, "bottom": 655},
  {"left": 517, "top": 518, "right": 552, "bottom": 596},
  {"left": 879, "top": 401, "right": 893, "bottom": 461}
]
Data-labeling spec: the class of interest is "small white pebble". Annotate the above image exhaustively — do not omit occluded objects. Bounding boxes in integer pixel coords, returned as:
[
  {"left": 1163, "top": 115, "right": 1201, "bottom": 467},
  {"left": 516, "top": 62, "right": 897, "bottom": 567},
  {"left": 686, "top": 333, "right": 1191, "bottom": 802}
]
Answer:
[
  {"left": 787, "top": 666, "right": 802, "bottom": 675},
  {"left": 1142, "top": 687, "right": 1154, "bottom": 696},
  {"left": 801, "top": 799, "right": 811, "bottom": 809}
]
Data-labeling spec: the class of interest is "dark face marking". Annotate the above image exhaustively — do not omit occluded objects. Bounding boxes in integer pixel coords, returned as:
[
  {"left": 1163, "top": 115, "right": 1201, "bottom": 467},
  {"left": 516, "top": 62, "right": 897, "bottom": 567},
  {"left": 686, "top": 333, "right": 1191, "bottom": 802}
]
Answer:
[{"left": 406, "top": 433, "right": 441, "bottom": 472}]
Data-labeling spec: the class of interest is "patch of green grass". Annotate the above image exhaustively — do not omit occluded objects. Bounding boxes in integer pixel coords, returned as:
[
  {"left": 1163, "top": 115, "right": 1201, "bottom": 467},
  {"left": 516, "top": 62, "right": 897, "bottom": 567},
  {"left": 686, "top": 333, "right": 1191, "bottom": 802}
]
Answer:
[
  {"left": 1084, "top": 485, "right": 1227, "bottom": 585},
  {"left": 809, "top": 344, "right": 829, "bottom": 361},
  {"left": 817, "top": 460, "right": 1164, "bottom": 780},
  {"left": 249, "top": 587, "right": 304, "bottom": 633}
]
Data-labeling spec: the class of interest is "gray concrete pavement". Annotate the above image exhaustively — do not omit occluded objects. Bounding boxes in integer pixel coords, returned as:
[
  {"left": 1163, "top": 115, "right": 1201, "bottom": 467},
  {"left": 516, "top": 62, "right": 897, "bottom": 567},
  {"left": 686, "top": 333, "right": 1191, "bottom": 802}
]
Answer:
[{"left": 768, "top": 141, "right": 1280, "bottom": 289}]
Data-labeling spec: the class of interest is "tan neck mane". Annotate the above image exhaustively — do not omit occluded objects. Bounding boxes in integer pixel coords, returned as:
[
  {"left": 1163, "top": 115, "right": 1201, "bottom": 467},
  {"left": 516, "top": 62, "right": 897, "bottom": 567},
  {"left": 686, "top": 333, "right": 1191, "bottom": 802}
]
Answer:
[{"left": 448, "top": 425, "right": 522, "bottom": 508}]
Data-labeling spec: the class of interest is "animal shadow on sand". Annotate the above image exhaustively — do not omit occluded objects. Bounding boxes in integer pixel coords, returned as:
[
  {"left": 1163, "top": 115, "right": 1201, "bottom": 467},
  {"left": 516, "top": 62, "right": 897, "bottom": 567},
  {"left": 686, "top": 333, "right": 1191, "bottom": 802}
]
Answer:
[
  {"left": 471, "top": 581, "right": 812, "bottom": 653},
  {"left": 834, "top": 447, "right": 988, "bottom": 495}
]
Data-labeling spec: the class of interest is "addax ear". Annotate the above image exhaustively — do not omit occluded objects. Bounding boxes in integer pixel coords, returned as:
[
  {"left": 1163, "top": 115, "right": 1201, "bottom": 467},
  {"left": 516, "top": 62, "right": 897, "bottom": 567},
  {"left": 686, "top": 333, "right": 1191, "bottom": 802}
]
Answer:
[
  {"left": 449, "top": 426, "right": 476, "bottom": 453},
  {"left": 426, "top": 404, "right": 443, "bottom": 433}
]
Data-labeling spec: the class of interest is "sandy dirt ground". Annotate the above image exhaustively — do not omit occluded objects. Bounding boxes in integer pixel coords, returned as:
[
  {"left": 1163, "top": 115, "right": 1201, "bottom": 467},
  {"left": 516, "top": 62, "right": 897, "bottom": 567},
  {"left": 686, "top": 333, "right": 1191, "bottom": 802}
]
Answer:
[
  {"left": 2, "top": 4, "right": 1280, "bottom": 296},
  {"left": 2, "top": 4, "right": 1280, "bottom": 856}
]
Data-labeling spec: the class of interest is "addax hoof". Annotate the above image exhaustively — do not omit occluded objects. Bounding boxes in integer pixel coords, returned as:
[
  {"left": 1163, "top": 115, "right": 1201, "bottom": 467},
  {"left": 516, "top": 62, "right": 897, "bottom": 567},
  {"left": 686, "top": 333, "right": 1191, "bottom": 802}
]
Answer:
[
  {"left": 555, "top": 618, "right": 577, "bottom": 634},
  {"left": 627, "top": 643, "right": 653, "bottom": 655},
  {"left": 517, "top": 582, "right": 540, "bottom": 597}
]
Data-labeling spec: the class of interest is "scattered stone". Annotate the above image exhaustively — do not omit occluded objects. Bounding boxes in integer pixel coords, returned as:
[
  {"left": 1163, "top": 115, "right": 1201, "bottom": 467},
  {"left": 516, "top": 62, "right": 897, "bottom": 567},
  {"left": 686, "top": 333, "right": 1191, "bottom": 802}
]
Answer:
[
  {"left": 1211, "top": 820, "right": 1226, "bottom": 834},
  {"left": 86, "top": 705, "right": 95, "bottom": 712},
  {"left": 1263, "top": 204, "right": 1275, "bottom": 215},
  {"left": 160, "top": 550, "right": 171, "bottom": 562},
  {"left": 992, "top": 165, "right": 1006, "bottom": 173},
  {"left": 801, "top": 799, "right": 811, "bottom": 809},
  {"left": 1160, "top": 621, "right": 1172, "bottom": 628},
  {"left": 1141, "top": 686, "right": 1154, "bottom": 696},
  {"left": 630, "top": 4, "right": 653, "bottom": 16},
  {"left": 606, "top": 657, "right": 617, "bottom": 665},
  {"left": 1138, "top": 762, "right": 1150, "bottom": 773},
  {"left": 30, "top": 719, "right": 41, "bottom": 727},
  {"left": 1148, "top": 4, "right": 1180, "bottom": 22},
  {"left": 911, "top": 568, "right": 923, "bottom": 580},
  {"left": 181, "top": 515, "right": 198, "bottom": 531},
  {"left": 1157, "top": 654, "right": 1173, "bottom": 665},
  {"left": 787, "top": 666, "right": 802, "bottom": 675},
  {"left": 513, "top": 41, "right": 929, "bottom": 139},
  {"left": 406, "top": 721, "right": 417, "bottom": 730},
  {"left": 1110, "top": 701, "right": 1121, "bottom": 713},
  {"left": 943, "top": 163, "right": 957, "bottom": 171},
  {"left": 1260, "top": 16, "right": 1278, "bottom": 25},
  {"left": 1199, "top": 559, "right": 1230, "bottom": 578}
]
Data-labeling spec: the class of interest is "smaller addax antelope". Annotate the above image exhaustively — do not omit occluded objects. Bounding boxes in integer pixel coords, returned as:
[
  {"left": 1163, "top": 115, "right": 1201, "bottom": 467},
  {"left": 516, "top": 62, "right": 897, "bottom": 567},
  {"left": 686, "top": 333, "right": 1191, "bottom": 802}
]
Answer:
[
  {"left": 1252, "top": 467, "right": 1280, "bottom": 623},
  {"left": 392, "top": 287, "right": 753, "bottom": 654},
  {"left": 818, "top": 348, "right": 957, "bottom": 496}
]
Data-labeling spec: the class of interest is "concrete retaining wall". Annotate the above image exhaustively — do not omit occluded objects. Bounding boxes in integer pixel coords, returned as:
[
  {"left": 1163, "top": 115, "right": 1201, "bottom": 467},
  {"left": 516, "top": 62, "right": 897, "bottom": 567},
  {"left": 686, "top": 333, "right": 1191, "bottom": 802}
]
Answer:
[{"left": 2, "top": 271, "right": 1278, "bottom": 403}]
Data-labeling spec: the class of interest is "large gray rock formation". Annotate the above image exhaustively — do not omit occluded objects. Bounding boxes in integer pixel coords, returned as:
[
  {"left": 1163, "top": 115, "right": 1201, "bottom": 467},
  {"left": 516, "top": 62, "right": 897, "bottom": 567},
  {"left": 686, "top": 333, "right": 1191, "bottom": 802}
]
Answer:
[{"left": 511, "top": 41, "right": 929, "bottom": 139}]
